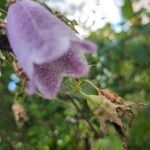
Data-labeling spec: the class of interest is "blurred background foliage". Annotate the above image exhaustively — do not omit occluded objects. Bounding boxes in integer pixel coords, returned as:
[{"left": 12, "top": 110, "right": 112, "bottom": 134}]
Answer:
[{"left": 0, "top": 0, "right": 150, "bottom": 149}]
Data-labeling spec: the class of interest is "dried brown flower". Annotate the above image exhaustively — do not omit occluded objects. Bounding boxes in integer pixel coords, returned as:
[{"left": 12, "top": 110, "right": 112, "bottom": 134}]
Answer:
[{"left": 12, "top": 102, "right": 29, "bottom": 128}]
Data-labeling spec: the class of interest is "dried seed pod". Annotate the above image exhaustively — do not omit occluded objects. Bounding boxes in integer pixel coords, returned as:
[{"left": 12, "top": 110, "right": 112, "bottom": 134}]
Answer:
[
  {"left": 100, "top": 89, "right": 125, "bottom": 105},
  {"left": 81, "top": 89, "right": 135, "bottom": 137},
  {"left": 12, "top": 102, "right": 29, "bottom": 128}
]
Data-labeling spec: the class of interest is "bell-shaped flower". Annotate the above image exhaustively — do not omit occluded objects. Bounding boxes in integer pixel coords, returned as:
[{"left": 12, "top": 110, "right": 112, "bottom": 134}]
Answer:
[{"left": 7, "top": 0, "right": 97, "bottom": 99}]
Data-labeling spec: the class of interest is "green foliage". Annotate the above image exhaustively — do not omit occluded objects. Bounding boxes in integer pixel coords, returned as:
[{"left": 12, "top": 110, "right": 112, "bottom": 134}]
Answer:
[
  {"left": 129, "top": 106, "right": 150, "bottom": 150},
  {"left": 88, "top": 20, "right": 150, "bottom": 102},
  {"left": 0, "top": 0, "right": 7, "bottom": 19},
  {"left": 0, "top": 0, "right": 149, "bottom": 149},
  {"left": 0, "top": 0, "right": 6, "bottom": 9},
  {"left": 94, "top": 127, "right": 123, "bottom": 150},
  {"left": 122, "top": 0, "right": 134, "bottom": 19}
]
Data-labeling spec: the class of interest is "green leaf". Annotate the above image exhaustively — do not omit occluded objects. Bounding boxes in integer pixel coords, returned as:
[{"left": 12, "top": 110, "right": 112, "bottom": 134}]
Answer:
[
  {"left": 0, "top": 0, "right": 7, "bottom": 19},
  {"left": 122, "top": 0, "right": 134, "bottom": 19},
  {"left": 129, "top": 106, "right": 150, "bottom": 150}
]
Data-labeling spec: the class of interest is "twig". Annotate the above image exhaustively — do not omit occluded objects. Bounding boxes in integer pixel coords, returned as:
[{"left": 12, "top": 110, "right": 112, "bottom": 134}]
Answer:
[
  {"left": 36, "top": 92, "right": 101, "bottom": 138},
  {"left": 69, "top": 97, "right": 101, "bottom": 139},
  {"left": 36, "top": 92, "right": 74, "bottom": 107},
  {"left": 0, "top": 8, "right": 7, "bottom": 14},
  {"left": 82, "top": 79, "right": 101, "bottom": 92}
]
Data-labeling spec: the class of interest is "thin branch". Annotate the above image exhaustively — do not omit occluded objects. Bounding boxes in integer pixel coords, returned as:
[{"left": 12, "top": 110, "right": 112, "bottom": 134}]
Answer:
[
  {"left": 36, "top": 92, "right": 101, "bottom": 138},
  {"left": 0, "top": 8, "right": 7, "bottom": 14},
  {"left": 82, "top": 79, "right": 101, "bottom": 92},
  {"left": 66, "top": 95, "right": 101, "bottom": 139}
]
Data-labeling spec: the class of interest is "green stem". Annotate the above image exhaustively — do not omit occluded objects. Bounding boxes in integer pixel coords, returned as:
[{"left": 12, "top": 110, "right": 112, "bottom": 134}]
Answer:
[
  {"left": 70, "top": 98, "right": 100, "bottom": 139},
  {"left": 79, "top": 90, "right": 94, "bottom": 104},
  {"left": 82, "top": 79, "right": 101, "bottom": 92},
  {"left": 0, "top": 8, "right": 7, "bottom": 14}
]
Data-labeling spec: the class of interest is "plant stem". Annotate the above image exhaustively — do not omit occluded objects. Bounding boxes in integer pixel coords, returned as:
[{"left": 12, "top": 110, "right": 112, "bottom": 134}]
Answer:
[
  {"left": 82, "top": 79, "right": 101, "bottom": 92},
  {"left": 0, "top": 8, "right": 7, "bottom": 14},
  {"left": 70, "top": 98, "right": 100, "bottom": 139}
]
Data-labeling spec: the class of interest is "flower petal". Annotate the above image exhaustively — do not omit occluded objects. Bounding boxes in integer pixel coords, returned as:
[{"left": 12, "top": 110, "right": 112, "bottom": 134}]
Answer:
[
  {"left": 7, "top": 0, "right": 98, "bottom": 99},
  {"left": 34, "top": 63, "right": 62, "bottom": 99},
  {"left": 33, "top": 48, "right": 89, "bottom": 98},
  {"left": 59, "top": 49, "right": 89, "bottom": 77},
  {"left": 7, "top": 0, "right": 77, "bottom": 65},
  {"left": 26, "top": 79, "right": 36, "bottom": 95},
  {"left": 72, "top": 39, "right": 98, "bottom": 53}
]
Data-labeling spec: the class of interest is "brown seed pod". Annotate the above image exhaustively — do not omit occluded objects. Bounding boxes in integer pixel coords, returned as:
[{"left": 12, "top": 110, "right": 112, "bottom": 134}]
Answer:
[
  {"left": 100, "top": 89, "right": 125, "bottom": 105},
  {"left": 12, "top": 102, "right": 29, "bottom": 128}
]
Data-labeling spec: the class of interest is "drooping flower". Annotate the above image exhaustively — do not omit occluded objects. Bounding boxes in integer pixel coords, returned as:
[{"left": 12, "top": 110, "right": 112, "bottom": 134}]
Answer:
[{"left": 7, "top": 0, "right": 97, "bottom": 99}]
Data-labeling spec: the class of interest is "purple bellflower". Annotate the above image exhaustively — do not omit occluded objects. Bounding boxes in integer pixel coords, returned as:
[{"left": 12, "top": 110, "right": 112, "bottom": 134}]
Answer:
[{"left": 7, "top": 0, "right": 97, "bottom": 99}]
